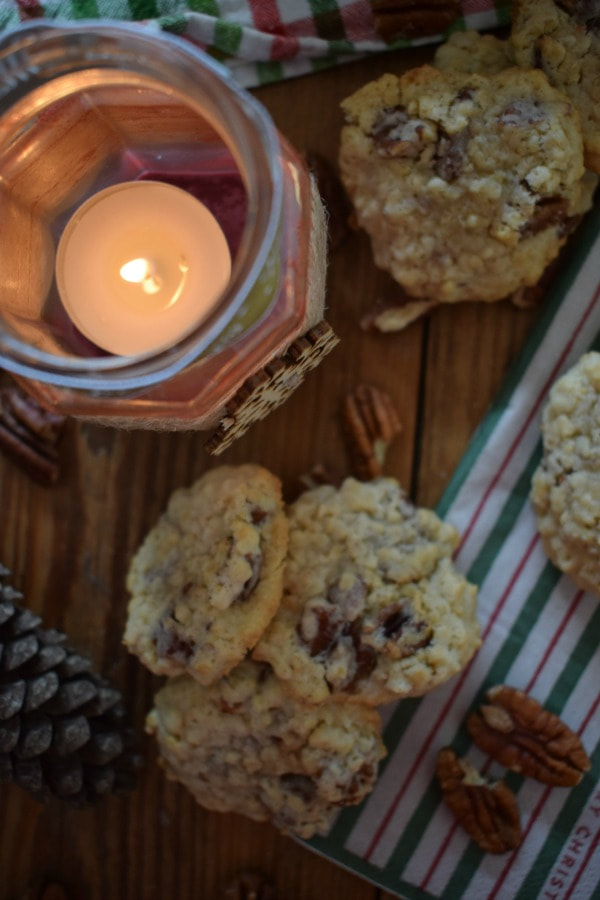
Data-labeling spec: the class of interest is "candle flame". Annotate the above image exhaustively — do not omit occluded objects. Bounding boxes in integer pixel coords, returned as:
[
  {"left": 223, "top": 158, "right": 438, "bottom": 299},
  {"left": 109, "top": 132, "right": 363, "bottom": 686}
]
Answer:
[
  {"left": 120, "top": 258, "right": 161, "bottom": 295},
  {"left": 120, "top": 257, "right": 150, "bottom": 283}
]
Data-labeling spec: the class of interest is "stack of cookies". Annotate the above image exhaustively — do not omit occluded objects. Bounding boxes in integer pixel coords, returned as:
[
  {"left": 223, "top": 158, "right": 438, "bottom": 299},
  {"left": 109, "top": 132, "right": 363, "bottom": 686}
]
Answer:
[
  {"left": 124, "top": 465, "right": 480, "bottom": 837},
  {"left": 339, "top": 0, "right": 599, "bottom": 326}
]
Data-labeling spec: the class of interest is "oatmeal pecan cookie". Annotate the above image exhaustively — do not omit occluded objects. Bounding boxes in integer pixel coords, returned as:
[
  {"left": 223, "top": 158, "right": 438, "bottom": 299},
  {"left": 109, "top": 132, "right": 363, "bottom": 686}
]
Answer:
[
  {"left": 253, "top": 477, "right": 480, "bottom": 705},
  {"left": 531, "top": 352, "right": 600, "bottom": 596},
  {"left": 339, "top": 66, "right": 591, "bottom": 306},
  {"left": 124, "top": 465, "right": 288, "bottom": 684},
  {"left": 147, "top": 660, "right": 385, "bottom": 838}
]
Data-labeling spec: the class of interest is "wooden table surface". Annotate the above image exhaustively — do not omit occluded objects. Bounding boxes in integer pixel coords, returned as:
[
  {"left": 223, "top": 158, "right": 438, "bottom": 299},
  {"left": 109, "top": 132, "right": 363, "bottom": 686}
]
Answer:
[{"left": 0, "top": 43, "right": 543, "bottom": 900}]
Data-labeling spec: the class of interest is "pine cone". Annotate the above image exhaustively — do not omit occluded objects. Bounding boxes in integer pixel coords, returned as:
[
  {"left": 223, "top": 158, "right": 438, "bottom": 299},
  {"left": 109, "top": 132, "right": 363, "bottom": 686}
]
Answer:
[{"left": 0, "top": 565, "right": 142, "bottom": 805}]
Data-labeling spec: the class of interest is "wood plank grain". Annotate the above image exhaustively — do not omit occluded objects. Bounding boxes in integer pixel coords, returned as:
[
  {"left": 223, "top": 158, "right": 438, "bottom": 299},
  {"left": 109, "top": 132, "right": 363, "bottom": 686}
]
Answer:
[
  {"left": 0, "top": 49, "right": 424, "bottom": 900},
  {"left": 0, "top": 40, "right": 556, "bottom": 900},
  {"left": 415, "top": 300, "right": 539, "bottom": 509}
]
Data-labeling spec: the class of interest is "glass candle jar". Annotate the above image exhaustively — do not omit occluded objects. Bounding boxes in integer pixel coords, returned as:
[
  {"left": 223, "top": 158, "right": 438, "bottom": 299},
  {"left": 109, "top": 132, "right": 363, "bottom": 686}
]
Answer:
[{"left": 0, "top": 21, "right": 331, "bottom": 440}]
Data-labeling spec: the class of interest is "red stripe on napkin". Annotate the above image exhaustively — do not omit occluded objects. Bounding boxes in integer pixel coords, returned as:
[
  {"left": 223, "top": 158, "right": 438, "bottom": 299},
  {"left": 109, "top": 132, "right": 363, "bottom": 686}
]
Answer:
[
  {"left": 455, "top": 284, "right": 600, "bottom": 564},
  {"left": 365, "top": 531, "right": 541, "bottom": 861},
  {"left": 419, "top": 587, "right": 585, "bottom": 891}
]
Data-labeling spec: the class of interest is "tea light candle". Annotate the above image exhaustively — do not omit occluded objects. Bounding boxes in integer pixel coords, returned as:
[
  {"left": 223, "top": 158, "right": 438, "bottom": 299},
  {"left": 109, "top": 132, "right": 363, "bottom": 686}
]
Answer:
[{"left": 55, "top": 181, "right": 231, "bottom": 356}]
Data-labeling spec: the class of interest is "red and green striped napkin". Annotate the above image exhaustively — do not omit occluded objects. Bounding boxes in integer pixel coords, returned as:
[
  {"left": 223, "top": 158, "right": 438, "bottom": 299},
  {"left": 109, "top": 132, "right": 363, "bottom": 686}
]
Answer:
[
  {"left": 310, "top": 202, "right": 600, "bottom": 899},
  {"left": 1, "top": 1, "right": 509, "bottom": 86}
]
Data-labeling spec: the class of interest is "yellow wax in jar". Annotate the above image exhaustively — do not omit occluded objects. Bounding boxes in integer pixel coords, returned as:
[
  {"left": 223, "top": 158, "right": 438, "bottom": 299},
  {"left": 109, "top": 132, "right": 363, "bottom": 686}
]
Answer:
[{"left": 55, "top": 181, "right": 231, "bottom": 356}]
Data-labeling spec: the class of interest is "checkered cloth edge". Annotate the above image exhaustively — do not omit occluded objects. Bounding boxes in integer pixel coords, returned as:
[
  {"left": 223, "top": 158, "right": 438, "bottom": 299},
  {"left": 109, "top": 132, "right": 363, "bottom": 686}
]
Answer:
[{"left": 0, "top": 0, "right": 509, "bottom": 86}]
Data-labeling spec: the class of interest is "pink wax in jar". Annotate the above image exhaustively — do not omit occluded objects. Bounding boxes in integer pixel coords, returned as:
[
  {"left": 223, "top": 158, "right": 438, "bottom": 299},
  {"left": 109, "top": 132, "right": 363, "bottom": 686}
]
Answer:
[{"left": 138, "top": 171, "right": 248, "bottom": 259}]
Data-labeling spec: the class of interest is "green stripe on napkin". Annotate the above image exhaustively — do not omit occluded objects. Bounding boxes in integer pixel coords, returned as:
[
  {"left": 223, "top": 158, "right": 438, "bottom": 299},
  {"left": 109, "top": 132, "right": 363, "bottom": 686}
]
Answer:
[{"left": 308, "top": 202, "right": 600, "bottom": 900}]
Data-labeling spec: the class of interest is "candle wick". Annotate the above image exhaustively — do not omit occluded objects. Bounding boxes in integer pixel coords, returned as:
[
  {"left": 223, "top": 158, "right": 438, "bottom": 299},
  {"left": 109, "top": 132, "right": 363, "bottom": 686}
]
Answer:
[
  {"left": 119, "top": 257, "right": 163, "bottom": 295},
  {"left": 142, "top": 274, "right": 161, "bottom": 295}
]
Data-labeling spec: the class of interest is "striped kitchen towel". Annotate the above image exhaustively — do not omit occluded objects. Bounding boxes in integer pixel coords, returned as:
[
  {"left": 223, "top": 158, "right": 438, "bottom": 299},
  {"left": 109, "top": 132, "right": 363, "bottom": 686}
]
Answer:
[
  {"left": 310, "top": 201, "right": 600, "bottom": 899},
  {"left": 0, "top": 1, "right": 510, "bottom": 87}
]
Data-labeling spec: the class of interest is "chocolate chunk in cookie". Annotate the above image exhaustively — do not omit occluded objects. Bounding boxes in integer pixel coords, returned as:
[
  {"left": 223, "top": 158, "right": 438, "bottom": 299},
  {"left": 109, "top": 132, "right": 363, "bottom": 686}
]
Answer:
[{"left": 254, "top": 477, "right": 480, "bottom": 705}]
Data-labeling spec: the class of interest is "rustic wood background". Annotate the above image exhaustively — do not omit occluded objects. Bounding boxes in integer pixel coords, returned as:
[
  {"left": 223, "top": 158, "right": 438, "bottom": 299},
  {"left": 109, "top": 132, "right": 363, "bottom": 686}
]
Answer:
[{"left": 0, "top": 43, "right": 542, "bottom": 900}]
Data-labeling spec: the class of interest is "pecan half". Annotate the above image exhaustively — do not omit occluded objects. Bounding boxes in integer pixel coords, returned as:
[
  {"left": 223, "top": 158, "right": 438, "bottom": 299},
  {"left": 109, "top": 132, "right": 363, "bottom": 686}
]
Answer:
[
  {"left": 521, "top": 197, "right": 570, "bottom": 237},
  {"left": 342, "top": 384, "right": 402, "bottom": 480},
  {"left": 371, "top": 0, "right": 461, "bottom": 41},
  {"left": 361, "top": 297, "right": 438, "bottom": 333},
  {"left": 296, "top": 601, "right": 377, "bottom": 692},
  {"left": 220, "top": 870, "right": 276, "bottom": 900},
  {"left": 0, "top": 384, "right": 66, "bottom": 486},
  {"left": 467, "top": 685, "right": 591, "bottom": 787},
  {"left": 434, "top": 128, "right": 469, "bottom": 183},
  {"left": 371, "top": 106, "right": 435, "bottom": 159},
  {"left": 436, "top": 748, "right": 522, "bottom": 854}
]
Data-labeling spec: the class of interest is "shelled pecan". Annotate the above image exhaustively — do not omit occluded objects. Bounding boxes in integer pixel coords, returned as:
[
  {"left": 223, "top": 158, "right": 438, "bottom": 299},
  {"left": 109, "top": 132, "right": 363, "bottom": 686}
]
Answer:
[
  {"left": 341, "top": 384, "right": 402, "bottom": 480},
  {"left": 0, "top": 384, "right": 66, "bottom": 486},
  {"left": 371, "top": 0, "right": 461, "bottom": 42},
  {"left": 221, "top": 870, "right": 276, "bottom": 900},
  {"left": 360, "top": 296, "right": 438, "bottom": 333},
  {"left": 467, "top": 685, "right": 591, "bottom": 787},
  {"left": 436, "top": 747, "right": 522, "bottom": 854}
]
